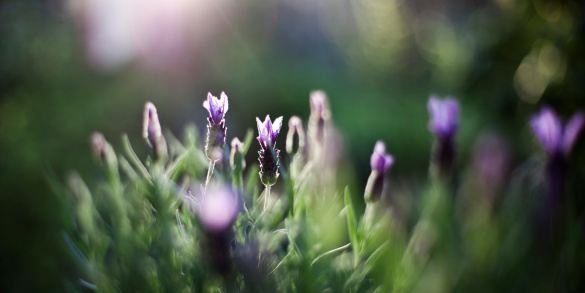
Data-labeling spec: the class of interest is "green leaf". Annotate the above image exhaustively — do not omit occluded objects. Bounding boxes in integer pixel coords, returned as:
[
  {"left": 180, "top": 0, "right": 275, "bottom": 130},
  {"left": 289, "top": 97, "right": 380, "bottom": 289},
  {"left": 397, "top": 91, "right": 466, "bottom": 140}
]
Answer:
[
  {"left": 344, "top": 187, "right": 359, "bottom": 256},
  {"left": 121, "top": 134, "right": 152, "bottom": 184},
  {"left": 241, "top": 128, "right": 254, "bottom": 155}
]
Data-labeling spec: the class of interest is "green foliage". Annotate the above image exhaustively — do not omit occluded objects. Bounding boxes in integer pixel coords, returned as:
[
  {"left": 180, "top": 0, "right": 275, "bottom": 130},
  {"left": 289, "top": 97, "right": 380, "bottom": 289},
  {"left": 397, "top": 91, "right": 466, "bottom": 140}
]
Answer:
[{"left": 58, "top": 104, "right": 585, "bottom": 292}]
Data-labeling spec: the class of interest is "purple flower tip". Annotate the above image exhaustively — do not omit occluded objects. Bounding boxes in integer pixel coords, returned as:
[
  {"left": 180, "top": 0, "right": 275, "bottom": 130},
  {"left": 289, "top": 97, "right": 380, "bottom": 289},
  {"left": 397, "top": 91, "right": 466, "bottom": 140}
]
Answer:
[
  {"left": 370, "top": 140, "right": 394, "bottom": 173},
  {"left": 531, "top": 106, "right": 584, "bottom": 156},
  {"left": 256, "top": 115, "right": 283, "bottom": 149},
  {"left": 310, "top": 90, "right": 331, "bottom": 119},
  {"left": 203, "top": 92, "right": 229, "bottom": 124},
  {"left": 428, "top": 96, "right": 459, "bottom": 139},
  {"left": 198, "top": 186, "right": 239, "bottom": 232}
]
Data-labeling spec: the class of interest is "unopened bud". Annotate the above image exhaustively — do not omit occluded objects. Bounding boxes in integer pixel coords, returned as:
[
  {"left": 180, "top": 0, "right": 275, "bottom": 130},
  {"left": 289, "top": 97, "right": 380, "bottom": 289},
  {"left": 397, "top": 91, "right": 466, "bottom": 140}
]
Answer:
[
  {"left": 142, "top": 102, "right": 168, "bottom": 161},
  {"left": 90, "top": 132, "right": 117, "bottom": 169},
  {"left": 286, "top": 116, "right": 305, "bottom": 154},
  {"left": 308, "top": 90, "right": 331, "bottom": 144},
  {"left": 364, "top": 141, "right": 394, "bottom": 203},
  {"left": 230, "top": 138, "right": 245, "bottom": 172}
]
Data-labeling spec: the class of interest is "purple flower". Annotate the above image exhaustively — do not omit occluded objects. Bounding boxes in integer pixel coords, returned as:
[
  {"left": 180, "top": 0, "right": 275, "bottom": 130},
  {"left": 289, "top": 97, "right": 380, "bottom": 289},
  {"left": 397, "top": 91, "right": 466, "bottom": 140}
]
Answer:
[
  {"left": 197, "top": 186, "right": 239, "bottom": 233},
  {"left": 370, "top": 141, "right": 394, "bottom": 173},
  {"left": 256, "top": 115, "right": 283, "bottom": 187},
  {"left": 428, "top": 96, "right": 459, "bottom": 139},
  {"left": 203, "top": 92, "right": 229, "bottom": 125},
  {"left": 204, "top": 92, "right": 229, "bottom": 161},
  {"left": 530, "top": 106, "right": 584, "bottom": 156},
  {"left": 256, "top": 115, "right": 283, "bottom": 150}
]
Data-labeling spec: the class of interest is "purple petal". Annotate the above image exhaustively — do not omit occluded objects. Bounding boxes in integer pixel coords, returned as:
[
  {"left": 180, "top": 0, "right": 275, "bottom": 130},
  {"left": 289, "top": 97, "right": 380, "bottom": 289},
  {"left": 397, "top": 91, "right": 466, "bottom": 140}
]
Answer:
[
  {"left": 530, "top": 106, "right": 562, "bottom": 154},
  {"left": 562, "top": 111, "right": 584, "bottom": 155},
  {"left": 203, "top": 94, "right": 211, "bottom": 112},
  {"left": 264, "top": 115, "right": 273, "bottom": 144},
  {"left": 370, "top": 141, "right": 393, "bottom": 173},
  {"left": 271, "top": 116, "right": 283, "bottom": 144},
  {"left": 220, "top": 92, "right": 229, "bottom": 115},
  {"left": 256, "top": 117, "right": 267, "bottom": 147},
  {"left": 383, "top": 154, "right": 394, "bottom": 171}
]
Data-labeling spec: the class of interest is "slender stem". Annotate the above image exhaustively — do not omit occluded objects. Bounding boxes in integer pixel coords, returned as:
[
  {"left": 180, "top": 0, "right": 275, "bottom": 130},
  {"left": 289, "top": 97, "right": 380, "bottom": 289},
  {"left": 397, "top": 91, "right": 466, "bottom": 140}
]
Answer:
[
  {"left": 205, "top": 160, "right": 215, "bottom": 192},
  {"left": 264, "top": 184, "right": 271, "bottom": 211}
]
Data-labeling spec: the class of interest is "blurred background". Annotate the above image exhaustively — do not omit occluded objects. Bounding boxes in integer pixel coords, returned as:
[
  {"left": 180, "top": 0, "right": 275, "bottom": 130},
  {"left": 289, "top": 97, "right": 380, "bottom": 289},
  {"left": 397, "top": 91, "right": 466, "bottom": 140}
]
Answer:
[{"left": 1, "top": 0, "right": 584, "bottom": 291}]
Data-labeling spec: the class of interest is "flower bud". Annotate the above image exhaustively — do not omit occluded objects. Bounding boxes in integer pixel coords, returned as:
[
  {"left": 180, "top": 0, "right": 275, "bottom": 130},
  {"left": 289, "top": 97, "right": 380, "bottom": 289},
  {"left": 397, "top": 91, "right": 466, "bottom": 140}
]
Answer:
[
  {"left": 90, "top": 132, "right": 117, "bottom": 170},
  {"left": 308, "top": 90, "right": 331, "bottom": 145},
  {"left": 364, "top": 141, "right": 394, "bottom": 203},
  {"left": 230, "top": 138, "right": 245, "bottom": 173},
  {"left": 286, "top": 116, "right": 305, "bottom": 154},
  {"left": 142, "top": 102, "right": 168, "bottom": 161}
]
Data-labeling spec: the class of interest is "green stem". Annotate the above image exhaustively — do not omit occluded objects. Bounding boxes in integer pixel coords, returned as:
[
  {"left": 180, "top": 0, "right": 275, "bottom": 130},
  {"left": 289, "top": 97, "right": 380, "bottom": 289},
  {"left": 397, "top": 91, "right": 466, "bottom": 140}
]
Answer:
[
  {"left": 205, "top": 160, "right": 215, "bottom": 192},
  {"left": 264, "top": 184, "right": 271, "bottom": 211}
]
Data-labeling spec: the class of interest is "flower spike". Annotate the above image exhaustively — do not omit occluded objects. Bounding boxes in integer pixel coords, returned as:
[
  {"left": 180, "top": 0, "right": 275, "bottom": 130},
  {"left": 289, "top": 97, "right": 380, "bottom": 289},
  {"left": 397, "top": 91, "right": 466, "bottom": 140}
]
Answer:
[
  {"left": 204, "top": 92, "right": 229, "bottom": 162},
  {"left": 256, "top": 115, "right": 283, "bottom": 187}
]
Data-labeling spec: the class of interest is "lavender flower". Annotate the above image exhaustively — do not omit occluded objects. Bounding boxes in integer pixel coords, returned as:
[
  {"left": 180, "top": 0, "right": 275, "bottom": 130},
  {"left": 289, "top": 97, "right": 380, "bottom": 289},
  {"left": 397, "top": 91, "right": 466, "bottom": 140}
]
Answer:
[
  {"left": 428, "top": 96, "right": 459, "bottom": 140},
  {"left": 257, "top": 115, "right": 283, "bottom": 186},
  {"left": 203, "top": 92, "right": 229, "bottom": 162},
  {"left": 365, "top": 141, "right": 394, "bottom": 203},
  {"left": 142, "top": 102, "right": 167, "bottom": 161},
  {"left": 530, "top": 107, "right": 584, "bottom": 240},
  {"left": 530, "top": 106, "right": 584, "bottom": 157},
  {"left": 428, "top": 96, "right": 459, "bottom": 180},
  {"left": 531, "top": 107, "right": 583, "bottom": 205}
]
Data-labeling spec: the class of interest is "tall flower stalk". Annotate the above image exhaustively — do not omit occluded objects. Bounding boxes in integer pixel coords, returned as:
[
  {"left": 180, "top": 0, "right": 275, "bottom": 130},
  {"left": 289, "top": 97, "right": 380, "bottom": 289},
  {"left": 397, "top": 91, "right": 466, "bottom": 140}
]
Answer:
[
  {"left": 256, "top": 115, "right": 283, "bottom": 210},
  {"left": 203, "top": 92, "right": 229, "bottom": 190}
]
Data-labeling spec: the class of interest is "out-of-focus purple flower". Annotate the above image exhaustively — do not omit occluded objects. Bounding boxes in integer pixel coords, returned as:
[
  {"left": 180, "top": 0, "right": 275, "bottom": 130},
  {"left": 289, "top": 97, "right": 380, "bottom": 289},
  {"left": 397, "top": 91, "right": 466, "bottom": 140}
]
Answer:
[
  {"left": 530, "top": 106, "right": 584, "bottom": 156},
  {"left": 427, "top": 96, "right": 459, "bottom": 180},
  {"left": 428, "top": 96, "right": 459, "bottom": 139},
  {"left": 370, "top": 141, "right": 394, "bottom": 173},
  {"left": 197, "top": 186, "right": 239, "bottom": 233},
  {"left": 365, "top": 141, "right": 394, "bottom": 203},
  {"left": 203, "top": 92, "right": 229, "bottom": 125},
  {"left": 256, "top": 115, "right": 283, "bottom": 150},
  {"left": 530, "top": 107, "right": 584, "bottom": 239}
]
